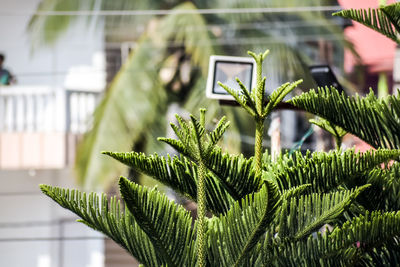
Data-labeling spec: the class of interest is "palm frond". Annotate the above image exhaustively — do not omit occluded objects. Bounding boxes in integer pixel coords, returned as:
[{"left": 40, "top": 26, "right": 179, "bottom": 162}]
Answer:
[
  {"left": 75, "top": 1, "right": 216, "bottom": 190},
  {"left": 333, "top": 3, "right": 400, "bottom": 43},
  {"left": 158, "top": 2, "right": 213, "bottom": 74},
  {"left": 118, "top": 177, "right": 196, "bottom": 266},
  {"left": 75, "top": 36, "right": 168, "bottom": 190},
  {"left": 28, "top": 0, "right": 83, "bottom": 48},
  {"left": 266, "top": 148, "right": 400, "bottom": 193},
  {"left": 28, "top": 0, "right": 165, "bottom": 48},
  {"left": 207, "top": 181, "right": 281, "bottom": 267},
  {"left": 289, "top": 87, "right": 400, "bottom": 149},
  {"left": 39, "top": 184, "right": 161, "bottom": 266},
  {"left": 103, "top": 151, "right": 234, "bottom": 214}
]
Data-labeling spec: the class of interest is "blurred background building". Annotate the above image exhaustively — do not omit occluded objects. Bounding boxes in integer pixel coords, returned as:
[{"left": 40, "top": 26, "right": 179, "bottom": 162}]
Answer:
[
  {"left": 0, "top": 0, "right": 398, "bottom": 266},
  {"left": 0, "top": 0, "right": 107, "bottom": 266}
]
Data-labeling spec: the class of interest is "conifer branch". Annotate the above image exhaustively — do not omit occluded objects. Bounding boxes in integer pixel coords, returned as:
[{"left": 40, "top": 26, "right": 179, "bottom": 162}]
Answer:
[{"left": 309, "top": 118, "right": 347, "bottom": 149}]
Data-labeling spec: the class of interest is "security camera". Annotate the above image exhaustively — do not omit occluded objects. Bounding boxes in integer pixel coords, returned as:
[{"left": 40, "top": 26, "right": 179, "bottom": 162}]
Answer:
[{"left": 309, "top": 65, "right": 345, "bottom": 93}]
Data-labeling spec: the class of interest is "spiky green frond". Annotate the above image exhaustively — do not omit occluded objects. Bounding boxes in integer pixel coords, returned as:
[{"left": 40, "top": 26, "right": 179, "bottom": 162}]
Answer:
[
  {"left": 267, "top": 148, "right": 400, "bottom": 193},
  {"left": 207, "top": 181, "right": 281, "bottom": 267},
  {"left": 309, "top": 118, "right": 347, "bottom": 140},
  {"left": 157, "top": 137, "right": 188, "bottom": 156},
  {"left": 281, "top": 184, "right": 312, "bottom": 200},
  {"left": 39, "top": 184, "right": 161, "bottom": 266},
  {"left": 207, "top": 116, "right": 230, "bottom": 153},
  {"left": 289, "top": 87, "right": 400, "bottom": 149},
  {"left": 218, "top": 50, "right": 276, "bottom": 119},
  {"left": 278, "top": 185, "right": 370, "bottom": 240},
  {"left": 170, "top": 117, "right": 189, "bottom": 145},
  {"left": 263, "top": 79, "right": 303, "bottom": 117},
  {"left": 362, "top": 247, "right": 400, "bottom": 266},
  {"left": 333, "top": 3, "right": 400, "bottom": 43},
  {"left": 217, "top": 82, "right": 255, "bottom": 116},
  {"left": 381, "top": 3, "right": 400, "bottom": 33},
  {"left": 159, "top": 110, "right": 230, "bottom": 162},
  {"left": 205, "top": 148, "right": 261, "bottom": 200},
  {"left": 104, "top": 148, "right": 262, "bottom": 212},
  {"left": 190, "top": 114, "right": 206, "bottom": 159},
  {"left": 103, "top": 151, "right": 234, "bottom": 214},
  {"left": 361, "top": 162, "right": 400, "bottom": 211},
  {"left": 249, "top": 51, "right": 268, "bottom": 116},
  {"left": 118, "top": 177, "right": 196, "bottom": 266},
  {"left": 269, "top": 211, "right": 400, "bottom": 266},
  {"left": 267, "top": 234, "right": 353, "bottom": 267},
  {"left": 236, "top": 78, "right": 257, "bottom": 113},
  {"left": 331, "top": 210, "right": 400, "bottom": 251}
]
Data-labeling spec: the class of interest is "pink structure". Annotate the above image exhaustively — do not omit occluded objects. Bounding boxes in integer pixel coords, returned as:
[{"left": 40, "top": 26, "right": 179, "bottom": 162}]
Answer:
[{"left": 338, "top": 0, "right": 397, "bottom": 75}]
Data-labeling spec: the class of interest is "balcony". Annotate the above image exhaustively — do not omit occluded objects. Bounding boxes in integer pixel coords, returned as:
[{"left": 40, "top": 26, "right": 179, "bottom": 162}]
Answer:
[{"left": 0, "top": 85, "right": 101, "bottom": 169}]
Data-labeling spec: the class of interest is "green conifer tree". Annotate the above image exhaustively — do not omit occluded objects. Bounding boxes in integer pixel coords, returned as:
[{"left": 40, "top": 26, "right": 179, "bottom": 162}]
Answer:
[
  {"left": 40, "top": 45, "right": 400, "bottom": 265},
  {"left": 38, "top": 3, "right": 400, "bottom": 265}
]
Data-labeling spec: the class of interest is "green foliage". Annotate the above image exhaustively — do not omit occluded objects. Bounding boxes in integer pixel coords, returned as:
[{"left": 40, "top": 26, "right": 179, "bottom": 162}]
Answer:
[
  {"left": 73, "top": 2, "right": 216, "bottom": 190},
  {"left": 40, "top": 49, "right": 400, "bottom": 266},
  {"left": 39, "top": 184, "right": 163, "bottom": 266},
  {"left": 119, "top": 177, "right": 196, "bottom": 266},
  {"left": 358, "top": 162, "right": 400, "bottom": 211},
  {"left": 28, "top": 0, "right": 348, "bottom": 190},
  {"left": 207, "top": 181, "right": 281, "bottom": 266},
  {"left": 309, "top": 117, "right": 347, "bottom": 148},
  {"left": 289, "top": 87, "right": 400, "bottom": 149},
  {"left": 270, "top": 211, "right": 400, "bottom": 266},
  {"left": 333, "top": 2, "right": 400, "bottom": 44},
  {"left": 266, "top": 148, "right": 400, "bottom": 193},
  {"left": 205, "top": 148, "right": 261, "bottom": 200},
  {"left": 75, "top": 36, "right": 168, "bottom": 190},
  {"left": 103, "top": 146, "right": 262, "bottom": 214},
  {"left": 278, "top": 185, "right": 369, "bottom": 240},
  {"left": 103, "top": 151, "right": 235, "bottom": 214}
]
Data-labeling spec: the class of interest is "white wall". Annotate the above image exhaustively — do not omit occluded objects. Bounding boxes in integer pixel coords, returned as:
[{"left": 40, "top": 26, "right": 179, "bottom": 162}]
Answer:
[
  {"left": 0, "top": 169, "right": 104, "bottom": 267},
  {"left": 0, "top": 0, "right": 105, "bottom": 89},
  {"left": 0, "top": 1, "right": 106, "bottom": 266}
]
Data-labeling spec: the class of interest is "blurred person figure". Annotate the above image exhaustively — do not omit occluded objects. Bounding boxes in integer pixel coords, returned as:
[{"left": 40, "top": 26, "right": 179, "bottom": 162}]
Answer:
[{"left": 0, "top": 54, "right": 15, "bottom": 85}]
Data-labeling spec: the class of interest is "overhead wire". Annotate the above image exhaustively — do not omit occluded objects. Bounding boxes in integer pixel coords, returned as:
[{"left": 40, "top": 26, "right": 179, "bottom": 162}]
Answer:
[
  {"left": 0, "top": 6, "right": 342, "bottom": 17},
  {"left": 0, "top": 237, "right": 105, "bottom": 242}
]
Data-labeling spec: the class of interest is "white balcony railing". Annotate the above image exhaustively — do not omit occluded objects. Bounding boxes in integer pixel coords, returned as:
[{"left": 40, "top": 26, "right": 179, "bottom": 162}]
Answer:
[
  {"left": 0, "top": 86, "right": 102, "bottom": 169},
  {"left": 0, "top": 85, "right": 101, "bottom": 133}
]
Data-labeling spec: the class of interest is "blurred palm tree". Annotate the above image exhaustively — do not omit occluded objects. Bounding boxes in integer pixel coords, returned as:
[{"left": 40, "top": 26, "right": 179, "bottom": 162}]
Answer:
[{"left": 28, "top": 0, "right": 347, "bottom": 190}]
